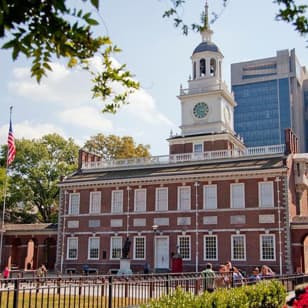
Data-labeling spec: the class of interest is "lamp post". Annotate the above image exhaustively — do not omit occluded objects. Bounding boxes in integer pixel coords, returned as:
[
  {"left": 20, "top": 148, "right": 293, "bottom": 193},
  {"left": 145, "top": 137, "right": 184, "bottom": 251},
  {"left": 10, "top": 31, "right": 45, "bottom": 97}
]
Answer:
[
  {"left": 275, "top": 177, "right": 283, "bottom": 275},
  {"left": 194, "top": 181, "right": 200, "bottom": 272}
]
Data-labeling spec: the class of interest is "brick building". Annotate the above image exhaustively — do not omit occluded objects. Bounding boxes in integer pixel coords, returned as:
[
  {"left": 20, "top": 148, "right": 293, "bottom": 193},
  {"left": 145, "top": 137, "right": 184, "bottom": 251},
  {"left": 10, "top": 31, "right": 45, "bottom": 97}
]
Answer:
[{"left": 55, "top": 3, "right": 308, "bottom": 275}]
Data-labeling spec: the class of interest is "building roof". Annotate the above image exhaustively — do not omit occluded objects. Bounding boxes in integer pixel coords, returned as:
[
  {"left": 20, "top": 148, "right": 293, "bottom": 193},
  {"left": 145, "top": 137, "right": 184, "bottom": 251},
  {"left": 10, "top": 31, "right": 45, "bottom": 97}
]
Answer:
[
  {"left": 193, "top": 41, "right": 221, "bottom": 55},
  {"left": 4, "top": 223, "right": 57, "bottom": 234},
  {"left": 61, "top": 155, "right": 286, "bottom": 187}
]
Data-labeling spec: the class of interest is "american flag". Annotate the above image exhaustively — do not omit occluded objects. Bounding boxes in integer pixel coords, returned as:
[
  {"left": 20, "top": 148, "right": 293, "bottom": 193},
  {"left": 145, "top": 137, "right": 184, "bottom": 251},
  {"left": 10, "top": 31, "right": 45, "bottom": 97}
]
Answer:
[{"left": 7, "top": 108, "right": 16, "bottom": 166}]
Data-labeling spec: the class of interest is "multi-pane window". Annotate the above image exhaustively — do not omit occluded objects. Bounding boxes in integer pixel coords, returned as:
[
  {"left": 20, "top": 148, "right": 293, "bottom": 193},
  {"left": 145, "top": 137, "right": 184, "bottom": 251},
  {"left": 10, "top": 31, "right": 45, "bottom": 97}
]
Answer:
[
  {"left": 112, "top": 190, "right": 123, "bottom": 213},
  {"left": 110, "top": 237, "right": 122, "bottom": 259},
  {"left": 178, "top": 187, "right": 191, "bottom": 210},
  {"left": 67, "top": 237, "right": 78, "bottom": 260},
  {"left": 134, "top": 189, "right": 146, "bottom": 212},
  {"left": 231, "top": 235, "right": 246, "bottom": 261},
  {"left": 204, "top": 235, "right": 218, "bottom": 260},
  {"left": 231, "top": 183, "right": 245, "bottom": 208},
  {"left": 178, "top": 236, "right": 191, "bottom": 260},
  {"left": 260, "top": 235, "right": 276, "bottom": 261},
  {"left": 69, "top": 193, "right": 80, "bottom": 215},
  {"left": 259, "top": 182, "right": 274, "bottom": 208},
  {"left": 88, "top": 237, "right": 100, "bottom": 260},
  {"left": 134, "top": 237, "right": 145, "bottom": 260},
  {"left": 204, "top": 185, "right": 217, "bottom": 209},
  {"left": 89, "top": 191, "right": 101, "bottom": 214},
  {"left": 156, "top": 187, "right": 168, "bottom": 211},
  {"left": 194, "top": 143, "right": 203, "bottom": 153}
]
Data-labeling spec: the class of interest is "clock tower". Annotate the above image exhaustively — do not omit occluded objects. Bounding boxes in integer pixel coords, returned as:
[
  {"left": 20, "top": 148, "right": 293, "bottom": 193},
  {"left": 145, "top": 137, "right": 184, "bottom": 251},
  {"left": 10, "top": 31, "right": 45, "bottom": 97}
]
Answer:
[{"left": 168, "top": 1, "right": 245, "bottom": 155}]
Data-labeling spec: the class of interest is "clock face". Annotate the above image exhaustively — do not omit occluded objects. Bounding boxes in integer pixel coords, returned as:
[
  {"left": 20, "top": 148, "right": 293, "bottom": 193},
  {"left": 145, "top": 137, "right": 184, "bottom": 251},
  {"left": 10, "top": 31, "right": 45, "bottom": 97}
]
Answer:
[{"left": 193, "top": 102, "right": 209, "bottom": 119}]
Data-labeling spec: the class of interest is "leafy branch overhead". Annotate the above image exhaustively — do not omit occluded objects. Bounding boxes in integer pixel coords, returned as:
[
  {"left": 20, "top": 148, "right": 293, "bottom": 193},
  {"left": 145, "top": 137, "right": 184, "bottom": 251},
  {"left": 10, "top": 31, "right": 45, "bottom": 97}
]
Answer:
[
  {"left": 163, "top": 0, "right": 307, "bottom": 38},
  {"left": 0, "top": 0, "right": 139, "bottom": 113}
]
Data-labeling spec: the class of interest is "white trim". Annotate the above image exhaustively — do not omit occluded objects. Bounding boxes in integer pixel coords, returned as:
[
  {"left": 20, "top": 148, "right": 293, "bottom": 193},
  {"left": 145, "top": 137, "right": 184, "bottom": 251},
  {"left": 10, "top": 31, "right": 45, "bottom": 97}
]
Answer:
[
  {"left": 177, "top": 186, "right": 191, "bottom": 211},
  {"left": 133, "top": 236, "right": 146, "bottom": 260},
  {"left": 177, "top": 235, "right": 191, "bottom": 260},
  {"left": 134, "top": 188, "right": 147, "bottom": 212},
  {"left": 155, "top": 187, "right": 168, "bottom": 211},
  {"left": 203, "top": 234, "right": 218, "bottom": 261},
  {"left": 89, "top": 191, "right": 101, "bottom": 214},
  {"left": 66, "top": 237, "right": 78, "bottom": 260},
  {"left": 260, "top": 234, "right": 276, "bottom": 261},
  {"left": 110, "top": 236, "right": 122, "bottom": 260},
  {"left": 231, "top": 234, "right": 246, "bottom": 261},
  {"left": 230, "top": 183, "right": 245, "bottom": 209},
  {"left": 203, "top": 184, "right": 217, "bottom": 209},
  {"left": 68, "top": 193, "right": 80, "bottom": 215},
  {"left": 88, "top": 237, "right": 100, "bottom": 260},
  {"left": 258, "top": 181, "right": 274, "bottom": 208},
  {"left": 111, "top": 190, "right": 123, "bottom": 213}
]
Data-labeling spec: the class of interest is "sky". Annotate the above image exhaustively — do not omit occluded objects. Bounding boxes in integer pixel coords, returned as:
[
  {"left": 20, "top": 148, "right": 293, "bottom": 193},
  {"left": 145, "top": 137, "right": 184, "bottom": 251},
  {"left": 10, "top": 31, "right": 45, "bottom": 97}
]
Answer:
[{"left": 0, "top": 0, "right": 307, "bottom": 156}]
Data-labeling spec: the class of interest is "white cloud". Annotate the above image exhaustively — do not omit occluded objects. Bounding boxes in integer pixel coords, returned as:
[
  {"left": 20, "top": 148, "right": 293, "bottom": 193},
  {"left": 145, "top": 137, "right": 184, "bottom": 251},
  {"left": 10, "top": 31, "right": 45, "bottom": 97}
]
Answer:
[
  {"left": 8, "top": 62, "right": 92, "bottom": 106},
  {"left": 121, "top": 88, "right": 174, "bottom": 126},
  {"left": 59, "top": 106, "right": 113, "bottom": 132},
  {"left": 0, "top": 121, "right": 66, "bottom": 144}
]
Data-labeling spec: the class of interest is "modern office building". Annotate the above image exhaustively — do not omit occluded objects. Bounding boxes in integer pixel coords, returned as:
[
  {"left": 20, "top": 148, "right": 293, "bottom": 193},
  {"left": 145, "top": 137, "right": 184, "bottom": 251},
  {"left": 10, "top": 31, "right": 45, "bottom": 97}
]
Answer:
[{"left": 231, "top": 50, "right": 308, "bottom": 152}]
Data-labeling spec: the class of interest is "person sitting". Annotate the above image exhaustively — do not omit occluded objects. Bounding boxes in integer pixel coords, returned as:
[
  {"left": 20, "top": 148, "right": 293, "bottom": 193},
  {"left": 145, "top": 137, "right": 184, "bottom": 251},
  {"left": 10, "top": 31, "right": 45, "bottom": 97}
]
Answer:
[{"left": 232, "top": 266, "right": 245, "bottom": 286}]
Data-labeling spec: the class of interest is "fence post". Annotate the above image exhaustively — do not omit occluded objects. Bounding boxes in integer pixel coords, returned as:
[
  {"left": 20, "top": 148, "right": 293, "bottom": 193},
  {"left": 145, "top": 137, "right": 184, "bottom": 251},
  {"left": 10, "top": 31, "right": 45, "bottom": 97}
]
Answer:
[
  {"left": 108, "top": 276, "right": 113, "bottom": 308},
  {"left": 13, "top": 279, "right": 19, "bottom": 308},
  {"left": 165, "top": 274, "right": 170, "bottom": 295}
]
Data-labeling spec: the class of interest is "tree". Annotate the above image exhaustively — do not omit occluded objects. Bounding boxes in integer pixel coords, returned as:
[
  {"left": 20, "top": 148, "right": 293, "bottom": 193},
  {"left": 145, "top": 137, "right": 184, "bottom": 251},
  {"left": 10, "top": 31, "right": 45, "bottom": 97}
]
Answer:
[
  {"left": 1, "top": 1, "right": 307, "bottom": 113},
  {"left": 0, "top": 134, "right": 79, "bottom": 223},
  {"left": 163, "top": 0, "right": 307, "bottom": 37},
  {"left": 0, "top": 0, "right": 139, "bottom": 113},
  {"left": 83, "top": 134, "right": 151, "bottom": 160}
]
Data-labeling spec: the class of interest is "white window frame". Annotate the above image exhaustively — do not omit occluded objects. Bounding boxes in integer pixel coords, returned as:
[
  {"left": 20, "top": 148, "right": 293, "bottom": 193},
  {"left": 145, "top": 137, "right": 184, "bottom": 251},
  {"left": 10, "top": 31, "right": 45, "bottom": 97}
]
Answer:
[
  {"left": 260, "top": 234, "right": 276, "bottom": 261},
  {"left": 178, "top": 186, "right": 191, "bottom": 210},
  {"left": 89, "top": 191, "right": 101, "bottom": 214},
  {"left": 67, "top": 237, "right": 78, "bottom": 260},
  {"left": 231, "top": 234, "right": 246, "bottom": 261},
  {"left": 177, "top": 235, "right": 191, "bottom": 260},
  {"left": 231, "top": 183, "right": 245, "bottom": 209},
  {"left": 259, "top": 181, "right": 274, "bottom": 208},
  {"left": 110, "top": 237, "right": 122, "bottom": 259},
  {"left": 68, "top": 193, "right": 80, "bottom": 215},
  {"left": 155, "top": 187, "right": 168, "bottom": 211},
  {"left": 134, "top": 189, "right": 146, "bottom": 212},
  {"left": 203, "top": 184, "right": 217, "bottom": 209},
  {"left": 111, "top": 190, "right": 123, "bottom": 213},
  {"left": 204, "top": 235, "right": 218, "bottom": 261},
  {"left": 134, "top": 236, "right": 146, "bottom": 260},
  {"left": 193, "top": 143, "right": 203, "bottom": 153},
  {"left": 88, "top": 237, "right": 100, "bottom": 260}
]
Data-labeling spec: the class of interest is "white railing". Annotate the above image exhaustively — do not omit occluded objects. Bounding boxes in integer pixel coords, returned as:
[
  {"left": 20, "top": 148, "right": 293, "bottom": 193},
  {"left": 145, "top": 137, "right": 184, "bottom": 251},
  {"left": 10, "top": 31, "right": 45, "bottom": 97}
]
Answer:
[
  {"left": 81, "top": 144, "right": 285, "bottom": 170},
  {"left": 180, "top": 82, "right": 231, "bottom": 96}
]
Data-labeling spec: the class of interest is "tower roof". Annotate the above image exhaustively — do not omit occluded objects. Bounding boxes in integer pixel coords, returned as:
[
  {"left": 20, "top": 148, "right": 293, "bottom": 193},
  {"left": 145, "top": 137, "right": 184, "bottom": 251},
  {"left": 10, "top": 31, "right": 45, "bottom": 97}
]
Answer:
[{"left": 193, "top": 41, "right": 221, "bottom": 55}]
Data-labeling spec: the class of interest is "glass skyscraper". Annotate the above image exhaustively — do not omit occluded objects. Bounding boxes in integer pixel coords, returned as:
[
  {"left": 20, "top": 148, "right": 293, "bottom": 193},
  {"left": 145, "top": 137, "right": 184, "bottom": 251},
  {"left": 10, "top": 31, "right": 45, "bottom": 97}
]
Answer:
[{"left": 231, "top": 49, "right": 308, "bottom": 152}]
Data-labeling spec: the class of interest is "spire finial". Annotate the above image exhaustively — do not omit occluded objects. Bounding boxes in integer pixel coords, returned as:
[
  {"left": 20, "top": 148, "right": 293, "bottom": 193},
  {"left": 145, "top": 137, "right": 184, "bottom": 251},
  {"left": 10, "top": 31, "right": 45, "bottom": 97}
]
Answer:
[
  {"left": 201, "top": 0, "right": 213, "bottom": 42},
  {"left": 204, "top": 1, "right": 209, "bottom": 30}
]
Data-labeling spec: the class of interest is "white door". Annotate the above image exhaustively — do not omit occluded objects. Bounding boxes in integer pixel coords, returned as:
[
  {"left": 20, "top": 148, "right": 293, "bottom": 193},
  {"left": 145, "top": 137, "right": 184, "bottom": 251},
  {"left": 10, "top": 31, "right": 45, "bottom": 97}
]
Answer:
[{"left": 155, "top": 236, "right": 169, "bottom": 269}]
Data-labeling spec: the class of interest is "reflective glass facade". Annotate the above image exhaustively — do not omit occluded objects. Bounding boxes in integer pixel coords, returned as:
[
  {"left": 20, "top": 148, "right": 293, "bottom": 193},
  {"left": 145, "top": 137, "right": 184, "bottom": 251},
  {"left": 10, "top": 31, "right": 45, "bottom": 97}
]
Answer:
[
  {"left": 233, "top": 79, "right": 291, "bottom": 147},
  {"left": 305, "top": 89, "right": 308, "bottom": 150}
]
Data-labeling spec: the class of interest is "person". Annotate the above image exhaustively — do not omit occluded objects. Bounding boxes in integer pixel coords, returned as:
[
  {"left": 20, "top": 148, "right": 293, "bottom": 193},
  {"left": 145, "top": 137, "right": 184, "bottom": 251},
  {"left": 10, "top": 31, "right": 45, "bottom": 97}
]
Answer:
[
  {"left": 201, "top": 263, "right": 216, "bottom": 292},
  {"left": 215, "top": 264, "right": 228, "bottom": 288},
  {"left": 260, "top": 265, "right": 275, "bottom": 277},
  {"left": 232, "top": 266, "right": 245, "bottom": 286},
  {"left": 143, "top": 262, "right": 150, "bottom": 274},
  {"left": 248, "top": 267, "right": 261, "bottom": 283},
  {"left": 40, "top": 264, "right": 48, "bottom": 277},
  {"left": 2, "top": 266, "right": 10, "bottom": 287}
]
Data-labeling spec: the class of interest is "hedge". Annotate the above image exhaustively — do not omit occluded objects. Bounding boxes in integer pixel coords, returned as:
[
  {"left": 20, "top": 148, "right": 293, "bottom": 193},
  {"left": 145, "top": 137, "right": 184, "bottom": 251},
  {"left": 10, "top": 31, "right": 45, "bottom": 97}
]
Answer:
[{"left": 141, "top": 280, "right": 286, "bottom": 308}]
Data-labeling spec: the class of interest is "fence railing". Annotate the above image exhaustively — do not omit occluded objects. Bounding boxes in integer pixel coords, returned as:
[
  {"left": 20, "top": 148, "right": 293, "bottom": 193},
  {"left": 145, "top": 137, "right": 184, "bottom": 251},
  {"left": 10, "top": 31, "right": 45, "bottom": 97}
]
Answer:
[{"left": 0, "top": 272, "right": 307, "bottom": 308}]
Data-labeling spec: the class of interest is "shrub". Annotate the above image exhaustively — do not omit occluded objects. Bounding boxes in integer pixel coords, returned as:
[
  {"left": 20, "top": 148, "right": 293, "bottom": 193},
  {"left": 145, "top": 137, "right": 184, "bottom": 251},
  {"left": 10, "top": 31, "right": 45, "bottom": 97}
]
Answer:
[{"left": 141, "top": 280, "right": 286, "bottom": 308}]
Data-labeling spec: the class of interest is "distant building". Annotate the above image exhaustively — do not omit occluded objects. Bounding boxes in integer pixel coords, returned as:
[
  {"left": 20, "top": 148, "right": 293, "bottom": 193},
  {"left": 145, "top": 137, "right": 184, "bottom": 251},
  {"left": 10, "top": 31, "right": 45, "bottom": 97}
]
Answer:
[
  {"left": 55, "top": 4, "right": 308, "bottom": 275},
  {"left": 231, "top": 49, "right": 308, "bottom": 152}
]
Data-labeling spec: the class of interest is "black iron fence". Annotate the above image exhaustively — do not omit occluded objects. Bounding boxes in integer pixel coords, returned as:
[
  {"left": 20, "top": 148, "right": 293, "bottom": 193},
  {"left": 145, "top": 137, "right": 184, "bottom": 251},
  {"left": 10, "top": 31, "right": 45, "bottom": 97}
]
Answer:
[{"left": 0, "top": 272, "right": 307, "bottom": 308}]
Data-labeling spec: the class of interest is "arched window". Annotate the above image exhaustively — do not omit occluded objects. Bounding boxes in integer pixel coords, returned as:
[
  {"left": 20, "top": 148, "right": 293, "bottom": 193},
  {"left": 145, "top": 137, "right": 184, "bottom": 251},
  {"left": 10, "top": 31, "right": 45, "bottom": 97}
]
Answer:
[
  {"left": 210, "top": 58, "right": 216, "bottom": 76},
  {"left": 200, "top": 59, "right": 206, "bottom": 77},
  {"left": 193, "top": 62, "right": 196, "bottom": 79}
]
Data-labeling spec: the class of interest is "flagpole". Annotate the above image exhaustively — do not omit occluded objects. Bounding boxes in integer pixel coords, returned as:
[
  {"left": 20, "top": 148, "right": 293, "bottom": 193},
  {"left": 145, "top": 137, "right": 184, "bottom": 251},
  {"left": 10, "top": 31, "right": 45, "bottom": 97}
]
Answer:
[{"left": 0, "top": 106, "right": 14, "bottom": 270}]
